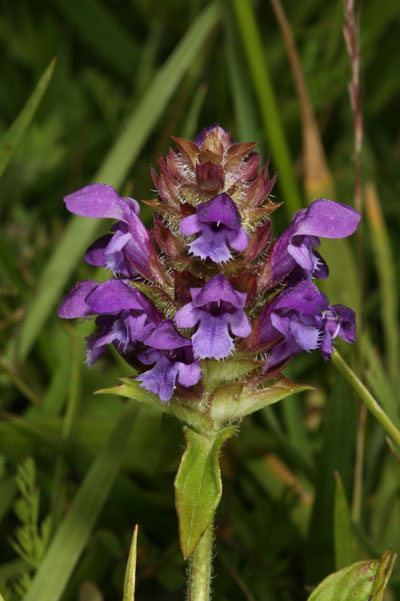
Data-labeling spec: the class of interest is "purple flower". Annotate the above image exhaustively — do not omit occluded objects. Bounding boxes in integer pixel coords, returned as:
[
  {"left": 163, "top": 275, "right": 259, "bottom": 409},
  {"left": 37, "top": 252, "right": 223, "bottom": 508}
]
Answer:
[
  {"left": 319, "top": 304, "right": 356, "bottom": 358},
  {"left": 179, "top": 193, "right": 248, "bottom": 263},
  {"left": 259, "top": 281, "right": 356, "bottom": 371},
  {"left": 175, "top": 274, "right": 251, "bottom": 360},
  {"left": 271, "top": 199, "right": 361, "bottom": 282},
  {"left": 58, "top": 279, "right": 161, "bottom": 365},
  {"left": 137, "top": 320, "right": 201, "bottom": 403},
  {"left": 64, "top": 184, "right": 150, "bottom": 278}
]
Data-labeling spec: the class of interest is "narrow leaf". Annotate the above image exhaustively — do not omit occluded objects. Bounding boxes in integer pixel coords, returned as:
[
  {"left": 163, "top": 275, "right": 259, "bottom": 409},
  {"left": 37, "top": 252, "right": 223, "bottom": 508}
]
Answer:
[
  {"left": 365, "top": 182, "right": 399, "bottom": 383},
  {"left": 21, "top": 402, "right": 138, "bottom": 601},
  {"left": 175, "top": 426, "right": 235, "bottom": 559},
  {"left": 232, "top": 0, "right": 302, "bottom": 216},
  {"left": 123, "top": 525, "right": 138, "bottom": 601},
  {"left": 230, "top": 378, "right": 312, "bottom": 421},
  {"left": 307, "top": 550, "right": 396, "bottom": 600},
  {"left": 334, "top": 472, "right": 353, "bottom": 570},
  {"left": 0, "top": 58, "right": 56, "bottom": 177},
  {"left": 18, "top": 2, "right": 220, "bottom": 361},
  {"left": 95, "top": 378, "right": 168, "bottom": 414},
  {"left": 0, "top": 58, "right": 56, "bottom": 180}
]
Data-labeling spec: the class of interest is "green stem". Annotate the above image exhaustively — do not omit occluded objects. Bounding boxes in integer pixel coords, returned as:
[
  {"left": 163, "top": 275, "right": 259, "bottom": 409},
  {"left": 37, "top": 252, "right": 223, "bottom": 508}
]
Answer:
[
  {"left": 332, "top": 350, "right": 400, "bottom": 448},
  {"left": 188, "top": 523, "right": 214, "bottom": 601}
]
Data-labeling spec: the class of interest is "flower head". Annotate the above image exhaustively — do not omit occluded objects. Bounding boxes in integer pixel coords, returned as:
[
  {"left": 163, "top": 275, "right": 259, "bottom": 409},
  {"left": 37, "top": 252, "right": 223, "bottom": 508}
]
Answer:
[{"left": 59, "top": 125, "right": 360, "bottom": 410}]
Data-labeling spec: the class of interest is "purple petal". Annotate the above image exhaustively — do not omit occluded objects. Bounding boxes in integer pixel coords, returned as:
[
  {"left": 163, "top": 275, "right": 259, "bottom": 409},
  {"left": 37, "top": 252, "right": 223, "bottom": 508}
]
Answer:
[
  {"left": 85, "top": 333, "right": 108, "bottom": 366},
  {"left": 64, "top": 184, "right": 127, "bottom": 220},
  {"left": 263, "top": 338, "right": 302, "bottom": 372},
  {"left": 84, "top": 235, "right": 112, "bottom": 267},
  {"left": 180, "top": 214, "right": 202, "bottom": 235},
  {"left": 326, "top": 305, "right": 356, "bottom": 344},
  {"left": 273, "top": 281, "right": 328, "bottom": 315},
  {"left": 122, "top": 196, "right": 140, "bottom": 215},
  {"left": 191, "top": 275, "right": 247, "bottom": 309},
  {"left": 120, "top": 214, "right": 150, "bottom": 274},
  {"left": 137, "top": 354, "right": 179, "bottom": 403},
  {"left": 320, "top": 331, "right": 333, "bottom": 358},
  {"left": 175, "top": 303, "right": 201, "bottom": 329},
  {"left": 227, "top": 226, "right": 248, "bottom": 252},
  {"left": 192, "top": 313, "right": 234, "bottom": 359},
  {"left": 194, "top": 124, "right": 219, "bottom": 146},
  {"left": 58, "top": 280, "right": 98, "bottom": 318},
  {"left": 127, "top": 313, "right": 155, "bottom": 342},
  {"left": 86, "top": 280, "right": 148, "bottom": 313},
  {"left": 197, "top": 193, "right": 241, "bottom": 230},
  {"left": 188, "top": 227, "right": 232, "bottom": 263},
  {"left": 287, "top": 240, "right": 315, "bottom": 271},
  {"left": 224, "top": 309, "right": 252, "bottom": 338},
  {"left": 144, "top": 320, "right": 191, "bottom": 350},
  {"left": 293, "top": 199, "right": 361, "bottom": 239},
  {"left": 176, "top": 360, "right": 202, "bottom": 387},
  {"left": 289, "top": 320, "right": 320, "bottom": 351}
]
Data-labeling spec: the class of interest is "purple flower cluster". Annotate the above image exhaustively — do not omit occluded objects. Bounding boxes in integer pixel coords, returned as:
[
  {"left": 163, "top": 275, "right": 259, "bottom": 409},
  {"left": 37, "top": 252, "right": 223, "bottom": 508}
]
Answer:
[{"left": 58, "top": 125, "right": 360, "bottom": 402}]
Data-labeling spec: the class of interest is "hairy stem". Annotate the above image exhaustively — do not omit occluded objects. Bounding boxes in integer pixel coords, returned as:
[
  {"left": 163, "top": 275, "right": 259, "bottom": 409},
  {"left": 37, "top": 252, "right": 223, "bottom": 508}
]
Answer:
[{"left": 187, "top": 523, "right": 214, "bottom": 601}]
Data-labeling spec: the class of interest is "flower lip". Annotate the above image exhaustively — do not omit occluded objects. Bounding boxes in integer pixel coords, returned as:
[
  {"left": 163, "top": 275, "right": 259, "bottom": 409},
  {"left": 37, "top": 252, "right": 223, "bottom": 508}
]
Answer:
[
  {"left": 144, "top": 319, "right": 191, "bottom": 350},
  {"left": 190, "top": 274, "right": 247, "bottom": 309},
  {"left": 196, "top": 193, "right": 241, "bottom": 230}
]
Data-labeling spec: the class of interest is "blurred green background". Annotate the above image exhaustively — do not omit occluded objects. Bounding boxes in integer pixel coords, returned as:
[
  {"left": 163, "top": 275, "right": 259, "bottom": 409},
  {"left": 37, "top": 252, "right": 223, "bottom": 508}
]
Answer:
[{"left": 0, "top": 1, "right": 399, "bottom": 600}]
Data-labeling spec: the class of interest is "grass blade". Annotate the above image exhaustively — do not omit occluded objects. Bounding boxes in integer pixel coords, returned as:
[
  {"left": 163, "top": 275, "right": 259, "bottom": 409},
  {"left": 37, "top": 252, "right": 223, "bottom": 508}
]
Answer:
[
  {"left": 18, "top": 3, "right": 220, "bottom": 361},
  {"left": 334, "top": 472, "right": 353, "bottom": 570},
  {"left": 365, "top": 182, "right": 399, "bottom": 383},
  {"left": 232, "top": 0, "right": 302, "bottom": 216},
  {"left": 0, "top": 58, "right": 56, "bottom": 180},
  {"left": 123, "top": 525, "right": 138, "bottom": 601},
  {"left": 21, "top": 402, "right": 139, "bottom": 601},
  {"left": 222, "top": 0, "right": 260, "bottom": 144}
]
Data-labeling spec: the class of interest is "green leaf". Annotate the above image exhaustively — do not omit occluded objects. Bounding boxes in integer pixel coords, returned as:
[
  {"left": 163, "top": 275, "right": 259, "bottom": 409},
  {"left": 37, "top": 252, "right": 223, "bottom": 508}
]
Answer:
[
  {"left": 200, "top": 358, "right": 260, "bottom": 392},
  {"left": 0, "top": 58, "right": 56, "bottom": 181},
  {"left": 334, "top": 472, "right": 353, "bottom": 570},
  {"left": 175, "top": 426, "right": 235, "bottom": 559},
  {"left": 307, "top": 550, "right": 396, "bottom": 600},
  {"left": 18, "top": 2, "right": 220, "bottom": 361},
  {"left": 21, "top": 402, "right": 138, "bottom": 601},
  {"left": 228, "top": 377, "right": 312, "bottom": 422},
  {"left": 95, "top": 378, "right": 168, "bottom": 414},
  {"left": 123, "top": 525, "right": 138, "bottom": 601}
]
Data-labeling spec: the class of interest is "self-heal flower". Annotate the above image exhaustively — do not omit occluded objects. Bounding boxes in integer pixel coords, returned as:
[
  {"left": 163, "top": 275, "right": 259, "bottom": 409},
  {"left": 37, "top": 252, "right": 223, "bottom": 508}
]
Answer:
[
  {"left": 64, "top": 183, "right": 150, "bottom": 278},
  {"left": 179, "top": 193, "right": 248, "bottom": 263},
  {"left": 271, "top": 199, "right": 361, "bottom": 283},
  {"left": 58, "top": 125, "right": 360, "bottom": 408},
  {"left": 319, "top": 304, "right": 356, "bottom": 358},
  {"left": 58, "top": 279, "right": 161, "bottom": 365},
  {"left": 137, "top": 320, "right": 201, "bottom": 403},
  {"left": 258, "top": 281, "right": 356, "bottom": 371},
  {"left": 175, "top": 274, "right": 251, "bottom": 360}
]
